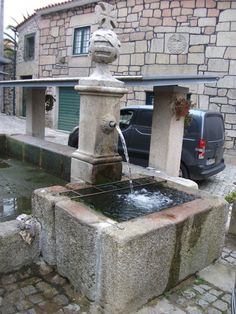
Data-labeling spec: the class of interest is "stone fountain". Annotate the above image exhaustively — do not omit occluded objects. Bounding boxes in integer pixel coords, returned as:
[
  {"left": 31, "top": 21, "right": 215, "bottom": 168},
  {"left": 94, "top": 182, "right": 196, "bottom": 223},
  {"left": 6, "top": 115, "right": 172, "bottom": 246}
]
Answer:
[
  {"left": 30, "top": 2, "right": 228, "bottom": 314},
  {"left": 71, "top": 2, "right": 127, "bottom": 184}
]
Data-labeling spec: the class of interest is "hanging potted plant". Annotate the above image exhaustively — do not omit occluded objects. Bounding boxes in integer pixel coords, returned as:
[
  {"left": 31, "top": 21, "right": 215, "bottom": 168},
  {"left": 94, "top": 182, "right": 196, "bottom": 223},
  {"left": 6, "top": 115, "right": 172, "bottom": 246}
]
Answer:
[{"left": 172, "top": 97, "right": 192, "bottom": 119}]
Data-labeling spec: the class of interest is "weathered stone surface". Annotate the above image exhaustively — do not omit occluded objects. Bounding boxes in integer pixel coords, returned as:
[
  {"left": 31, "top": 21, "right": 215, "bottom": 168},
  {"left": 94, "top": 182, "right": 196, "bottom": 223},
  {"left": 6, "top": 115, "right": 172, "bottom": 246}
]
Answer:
[
  {"left": 204, "top": 87, "right": 217, "bottom": 96},
  {"left": 143, "top": 64, "right": 197, "bottom": 76},
  {"left": 217, "top": 76, "right": 236, "bottom": 89},
  {"left": 193, "top": 8, "right": 207, "bottom": 17},
  {"left": 225, "top": 113, "right": 236, "bottom": 124},
  {"left": 150, "top": 38, "right": 164, "bottom": 53},
  {"left": 217, "top": 32, "right": 236, "bottom": 46},
  {"left": 50, "top": 27, "right": 59, "bottom": 38},
  {"left": 206, "top": 47, "right": 226, "bottom": 58},
  {"left": 39, "top": 55, "right": 56, "bottom": 65},
  {"left": 229, "top": 60, "right": 236, "bottom": 75},
  {"left": 208, "top": 59, "right": 229, "bottom": 72},
  {"left": 0, "top": 220, "right": 40, "bottom": 273},
  {"left": 219, "top": 9, "right": 236, "bottom": 22},
  {"left": 232, "top": 22, "right": 236, "bottom": 31},
  {"left": 198, "top": 17, "right": 216, "bottom": 26},
  {"left": 190, "top": 35, "right": 209, "bottom": 45},
  {"left": 199, "top": 95, "right": 209, "bottom": 109},
  {"left": 216, "top": 22, "right": 230, "bottom": 31},
  {"left": 210, "top": 97, "right": 227, "bottom": 104},
  {"left": 136, "top": 298, "right": 186, "bottom": 314},
  {"left": 218, "top": 89, "right": 227, "bottom": 96},
  {"left": 156, "top": 53, "right": 169, "bottom": 64},
  {"left": 189, "top": 45, "right": 204, "bottom": 53},
  {"left": 165, "top": 33, "right": 189, "bottom": 54},
  {"left": 188, "top": 53, "right": 204, "bottom": 64},
  {"left": 145, "top": 53, "right": 156, "bottom": 64},
  {"left": 225, "top": 129, "right": 236, "bottom": 137},
  {"left": 177, "top": 27, "right": 201, "bottom": 34},
  {"left": 221, "top": 105, "right": 236, "bottom": 114},
  {"left": 198, "top": 262, "right": 235, "bottom": 293},
  {"left": 97, "top": 196, "right": 227, "bottom": 313},
  {"left": 32, "top": 187, "right": 67, "bottom": 265},
  {"left": 55, "top": 199, "right": 111, "bottom": 301},
  {"left": 228, "top": 89, "right": 236, "bottom": 99},
  {"left": 135, "top": 41, "right": 147, "bottom": 53}
]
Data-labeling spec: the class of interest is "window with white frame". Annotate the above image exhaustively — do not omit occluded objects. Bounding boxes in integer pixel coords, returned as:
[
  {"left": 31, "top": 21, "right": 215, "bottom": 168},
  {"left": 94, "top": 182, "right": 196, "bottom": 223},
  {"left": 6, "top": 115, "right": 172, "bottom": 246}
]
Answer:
[{"left": 73, "top": 26, "right": 90, "bottom": 55}]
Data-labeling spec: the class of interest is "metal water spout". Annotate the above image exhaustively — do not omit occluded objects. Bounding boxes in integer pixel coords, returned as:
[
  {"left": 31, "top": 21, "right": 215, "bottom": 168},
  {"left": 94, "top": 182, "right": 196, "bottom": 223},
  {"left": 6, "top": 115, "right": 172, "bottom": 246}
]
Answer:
[{"left": 109, "top": 121, "right": 117, "bottom": 128}]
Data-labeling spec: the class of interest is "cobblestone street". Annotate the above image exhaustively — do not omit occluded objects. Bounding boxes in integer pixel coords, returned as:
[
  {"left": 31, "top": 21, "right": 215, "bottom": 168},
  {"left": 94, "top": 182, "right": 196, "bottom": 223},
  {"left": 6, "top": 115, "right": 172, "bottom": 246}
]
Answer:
[
  {"left": 0, "top": 248, "right": 235, "bottom": 314},
  {"left": 0, "top": 260, "right": 90, "bottom": 314},
  {"left": 198, "top": 165, "right": 236, "bottom": 197}
]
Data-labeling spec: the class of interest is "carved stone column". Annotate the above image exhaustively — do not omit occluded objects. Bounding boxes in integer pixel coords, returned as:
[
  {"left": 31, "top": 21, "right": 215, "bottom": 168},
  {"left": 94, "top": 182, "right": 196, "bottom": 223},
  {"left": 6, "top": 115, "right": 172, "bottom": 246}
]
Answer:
[
  {"left": 25, "top": 88, "right": 46, "bottom": 139},
  {"left": 71, "top": 2, "right": 127, "bottom": 184}
]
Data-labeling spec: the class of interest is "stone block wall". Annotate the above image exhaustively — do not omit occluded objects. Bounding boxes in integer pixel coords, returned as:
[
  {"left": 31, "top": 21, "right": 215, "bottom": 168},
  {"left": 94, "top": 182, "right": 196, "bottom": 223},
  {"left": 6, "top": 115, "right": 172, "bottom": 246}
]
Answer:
[
  {"left": 16, "top": 16, "right": 40, "bottom": 78},
  {"left": 38, "top": 4, "right": 96, "bottom": 78},
  {"left": 3, "top": 62, "right": 13, "bottom": 114},
  {"left": 16, "top": 0, "right": 236, "bottom": 149}
]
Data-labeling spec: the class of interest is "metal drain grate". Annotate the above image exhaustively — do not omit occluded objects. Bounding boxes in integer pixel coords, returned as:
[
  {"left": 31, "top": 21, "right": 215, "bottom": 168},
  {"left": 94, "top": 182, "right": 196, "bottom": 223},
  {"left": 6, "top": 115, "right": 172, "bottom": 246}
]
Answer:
[{"left": 60, "top": 177, "right": 162, "bottom": 199}]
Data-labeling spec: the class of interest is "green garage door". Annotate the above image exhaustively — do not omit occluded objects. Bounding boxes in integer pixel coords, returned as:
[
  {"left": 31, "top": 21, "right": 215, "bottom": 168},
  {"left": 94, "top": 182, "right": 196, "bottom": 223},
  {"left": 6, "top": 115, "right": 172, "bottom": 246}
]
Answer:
[{"left": 58, "top": 87, "right": 80, "bottom": 131}]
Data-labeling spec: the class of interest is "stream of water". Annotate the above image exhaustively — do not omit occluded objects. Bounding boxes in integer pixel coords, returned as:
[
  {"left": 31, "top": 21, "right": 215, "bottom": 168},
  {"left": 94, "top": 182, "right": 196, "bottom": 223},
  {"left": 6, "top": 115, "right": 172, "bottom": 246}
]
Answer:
[{"left": 116, "top": 125, "right": 134, "bottom": 193}]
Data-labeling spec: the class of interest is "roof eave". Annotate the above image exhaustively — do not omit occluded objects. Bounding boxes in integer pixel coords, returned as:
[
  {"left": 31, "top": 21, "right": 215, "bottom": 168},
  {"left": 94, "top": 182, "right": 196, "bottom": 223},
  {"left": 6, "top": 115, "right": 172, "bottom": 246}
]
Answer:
[{"left": 36, "top": 0, "right": 98, "bottom": 15}]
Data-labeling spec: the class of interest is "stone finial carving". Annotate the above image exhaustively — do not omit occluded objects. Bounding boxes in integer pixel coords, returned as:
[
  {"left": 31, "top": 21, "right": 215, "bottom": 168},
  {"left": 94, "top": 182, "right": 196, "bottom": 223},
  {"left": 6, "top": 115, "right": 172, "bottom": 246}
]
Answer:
[
  {"left": 89, "top": 2, "right": 120, "bottom": 65},
  {"left": 89, "top": 29, "right": 120, "bottom": 64},
  {"left": 95, "top": 2, "right": 117, "bottom": 30}
]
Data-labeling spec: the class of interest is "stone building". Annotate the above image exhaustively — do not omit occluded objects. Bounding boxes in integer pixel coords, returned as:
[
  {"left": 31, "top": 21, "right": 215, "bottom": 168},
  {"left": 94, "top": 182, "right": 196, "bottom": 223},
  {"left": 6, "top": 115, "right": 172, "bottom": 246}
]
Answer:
[{"left": 15, "top": 0, "right": 236, "bottom": 150}]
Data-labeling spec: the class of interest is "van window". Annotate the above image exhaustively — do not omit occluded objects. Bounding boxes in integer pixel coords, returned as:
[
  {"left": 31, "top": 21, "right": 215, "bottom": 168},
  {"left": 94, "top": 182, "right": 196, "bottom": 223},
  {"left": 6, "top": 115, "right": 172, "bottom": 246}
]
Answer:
[
  {"left": 204, "top": 116, "right": 224, "bottom": 141},
  {"left": 184, "top": 117, "right": 199, "bottom": 138},
  {"left": 120, "top": 110, "right": 134, "bottom": 126},
  {"left": 137, "top": 110, "right": 152, "bottom": 127}
]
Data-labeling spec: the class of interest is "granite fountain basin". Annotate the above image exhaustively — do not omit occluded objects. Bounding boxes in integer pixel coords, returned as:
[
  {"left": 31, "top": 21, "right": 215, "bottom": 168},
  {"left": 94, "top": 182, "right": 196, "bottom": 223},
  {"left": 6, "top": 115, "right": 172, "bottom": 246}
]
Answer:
[
  {"left": 32, "top": 176, "right": 228, "bottom": 314},
  {"left": 0, "top": 134, "right": 71, "bottom": 274}
]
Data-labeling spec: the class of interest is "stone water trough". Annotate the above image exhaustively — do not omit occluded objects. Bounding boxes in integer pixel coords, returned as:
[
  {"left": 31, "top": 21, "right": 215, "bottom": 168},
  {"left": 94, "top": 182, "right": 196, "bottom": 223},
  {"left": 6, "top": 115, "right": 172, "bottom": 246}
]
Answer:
[{"left": 32, "top": 176, "right": 228, "bottom": 314}]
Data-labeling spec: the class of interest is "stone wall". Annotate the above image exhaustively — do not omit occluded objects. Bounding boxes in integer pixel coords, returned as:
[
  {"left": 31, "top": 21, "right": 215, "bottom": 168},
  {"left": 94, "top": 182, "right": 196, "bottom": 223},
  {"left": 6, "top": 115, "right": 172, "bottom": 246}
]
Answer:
[
  {"left": 16, "top": 0, "right": 236, "bottom": 149},
  {"left": 3, "top": 62, "right": 13, "bottom": 114},
  {"left": 38, "top": 4, "right": 96, "bottom": 78},
  {"left": 16, "top": 16, "right": 40, "bottom": 79}
]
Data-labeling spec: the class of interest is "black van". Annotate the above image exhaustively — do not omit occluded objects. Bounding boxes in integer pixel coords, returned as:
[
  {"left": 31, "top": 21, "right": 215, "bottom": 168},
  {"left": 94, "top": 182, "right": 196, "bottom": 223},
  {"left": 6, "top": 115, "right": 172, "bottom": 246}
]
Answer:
[
  {"left": 68, "top": 105, "right": 225, "bottom": 180},
  {"left": 119, "top": 105, "right": 225, "bottom": 180}
]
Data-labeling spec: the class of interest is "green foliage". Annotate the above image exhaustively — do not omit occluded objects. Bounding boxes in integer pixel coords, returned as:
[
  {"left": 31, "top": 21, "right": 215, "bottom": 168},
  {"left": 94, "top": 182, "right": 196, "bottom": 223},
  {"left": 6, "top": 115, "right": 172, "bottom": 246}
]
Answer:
[
  {"left": 194, "top": 276, "right": 207, "bottom": 285},
  {"left": 184, "top": 113, "right": 192, "bottom": 128},
  {"left": 45, "top": 95, "right": 56, "bottom": 111},
  {"left": 225, "top": 190, "right": 236, "bottom": 204},
  {"left": 4, "top": 23, "right": 18, "bottom": 60}
]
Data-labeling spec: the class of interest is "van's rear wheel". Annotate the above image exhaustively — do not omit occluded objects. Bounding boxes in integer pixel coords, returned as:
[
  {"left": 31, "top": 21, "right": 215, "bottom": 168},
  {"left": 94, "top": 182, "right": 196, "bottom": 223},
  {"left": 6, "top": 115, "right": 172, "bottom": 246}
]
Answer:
[{"left": 179, "top": 163, "right": 189, "bottom": 179}]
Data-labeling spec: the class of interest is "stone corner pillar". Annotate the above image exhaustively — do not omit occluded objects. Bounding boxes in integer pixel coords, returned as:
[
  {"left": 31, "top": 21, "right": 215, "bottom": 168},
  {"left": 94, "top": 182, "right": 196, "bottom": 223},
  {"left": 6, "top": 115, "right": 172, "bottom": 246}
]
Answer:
[
  {"left": 149, "top": 85, "right": 189, "bottom": 177},
  {"left": 26, "top": 87, "right": 46, "bottom": 139},
  {"left": 71, "top": 78, "right": 127, "bottom": 184}
]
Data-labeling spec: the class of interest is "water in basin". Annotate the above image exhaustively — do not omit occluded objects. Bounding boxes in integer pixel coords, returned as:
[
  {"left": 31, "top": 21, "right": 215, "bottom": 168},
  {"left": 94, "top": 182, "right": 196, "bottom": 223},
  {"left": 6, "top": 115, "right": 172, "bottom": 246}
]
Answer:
[
  {"left": 67, "top": 180, "right": 196, "bottom": 222},
  {"left": 0, "top": 158, "right": 67, "bottom": 222}
]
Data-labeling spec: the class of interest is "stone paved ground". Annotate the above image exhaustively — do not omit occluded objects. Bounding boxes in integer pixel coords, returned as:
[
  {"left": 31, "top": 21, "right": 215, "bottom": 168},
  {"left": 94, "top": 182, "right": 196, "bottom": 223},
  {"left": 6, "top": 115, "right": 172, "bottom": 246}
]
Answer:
[
  {"left": 0, "top": 248, "right": 235, "bottom": 314},
  {"left": 0, "top": 260, "right": 90, "bottom": 314},
  {"left": 198, "top": 165, "right": 236, "bottom": 197},
  {"left": 135, "top": 246, "right": 236, "bottom": 314},
  {"left": 0, "top": 114, "right": 68, "bottom": 146}
]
